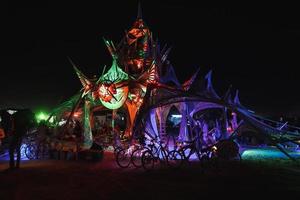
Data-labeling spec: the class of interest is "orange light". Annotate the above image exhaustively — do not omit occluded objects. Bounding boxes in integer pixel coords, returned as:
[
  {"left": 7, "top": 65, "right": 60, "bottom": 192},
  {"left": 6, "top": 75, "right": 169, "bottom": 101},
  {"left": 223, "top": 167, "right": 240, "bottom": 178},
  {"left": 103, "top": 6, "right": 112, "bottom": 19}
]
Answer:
[{"left": 73, "top": 112, "right": 81, "bottom": 118}]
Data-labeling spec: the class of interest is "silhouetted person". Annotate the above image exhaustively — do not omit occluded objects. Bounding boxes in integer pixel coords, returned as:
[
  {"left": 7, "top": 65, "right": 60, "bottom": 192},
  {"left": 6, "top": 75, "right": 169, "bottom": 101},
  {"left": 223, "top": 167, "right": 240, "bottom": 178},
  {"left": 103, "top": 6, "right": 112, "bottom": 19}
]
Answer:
[
  {"left": 73, "top": 120, "right": 83, "bottom": 140},
  {"left": 9, "top": 109, "right": 35, "bottom": 169}
]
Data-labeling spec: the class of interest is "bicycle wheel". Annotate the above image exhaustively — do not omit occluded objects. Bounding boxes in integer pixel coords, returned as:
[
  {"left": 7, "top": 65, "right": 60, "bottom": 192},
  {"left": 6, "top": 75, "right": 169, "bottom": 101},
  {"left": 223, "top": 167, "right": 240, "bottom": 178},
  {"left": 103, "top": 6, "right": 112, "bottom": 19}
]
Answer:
[
  {"left": 131, "top": 148, "right": 144, "bottom": 168},
  {"left": 180, "top": 146, "right": 193, "bottom": 161},
  {"left": 114, "top": 146, "right": 123, "bottom": 155},
  {"left": 167, "top": 150, "right": 183, "bottom": 169},
  {"left": 151, "top": 145, "right": 158, "bottom": 155},
  {"left": 25, "top": 143, "right": 37, "bottom": 160},
  {"left": 141, "top": 150, "right": 155, "bottom": 170},
  {"left": 116, "top": 149, "right": 131, "bottom": 168},
  {"left": 200, "top": 152, "right": 210, "bottom": 162}
]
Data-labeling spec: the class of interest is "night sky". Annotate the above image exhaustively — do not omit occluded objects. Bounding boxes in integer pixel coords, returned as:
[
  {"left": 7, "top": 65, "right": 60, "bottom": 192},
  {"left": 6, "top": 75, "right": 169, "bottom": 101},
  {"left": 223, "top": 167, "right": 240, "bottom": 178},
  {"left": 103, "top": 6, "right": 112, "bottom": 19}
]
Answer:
[{"left": 2, "top": 1, "right": 300, "bottom": 116}]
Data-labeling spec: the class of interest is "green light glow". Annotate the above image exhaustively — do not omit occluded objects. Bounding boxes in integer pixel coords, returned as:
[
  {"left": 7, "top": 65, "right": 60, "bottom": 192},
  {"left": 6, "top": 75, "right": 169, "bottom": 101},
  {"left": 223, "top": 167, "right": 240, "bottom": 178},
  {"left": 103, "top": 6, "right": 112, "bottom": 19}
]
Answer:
[
  {"left": 35, "top": 112, "right": 49, "bottom": 123},
  {"left": 100, "top": 59, "right": 128, "bottom": 83}
]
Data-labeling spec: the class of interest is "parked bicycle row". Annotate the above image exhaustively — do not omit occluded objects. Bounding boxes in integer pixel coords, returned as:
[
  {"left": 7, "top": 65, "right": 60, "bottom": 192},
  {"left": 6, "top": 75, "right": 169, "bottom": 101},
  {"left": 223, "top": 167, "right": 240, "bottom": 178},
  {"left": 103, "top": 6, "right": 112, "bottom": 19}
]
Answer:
[{"left": 115, "top": 133, "right": 241, "bottom": 170}]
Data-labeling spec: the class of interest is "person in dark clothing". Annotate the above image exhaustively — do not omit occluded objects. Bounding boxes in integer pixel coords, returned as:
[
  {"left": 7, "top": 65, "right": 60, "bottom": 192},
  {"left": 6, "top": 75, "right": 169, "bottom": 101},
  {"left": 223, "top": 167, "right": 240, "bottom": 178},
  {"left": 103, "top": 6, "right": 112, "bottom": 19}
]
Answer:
[
  {"left": 9, "top": 109, "right": 35, "bottom": 169},
  {"left": 73, "top": 120, "right": 83, "bottom": 140}
]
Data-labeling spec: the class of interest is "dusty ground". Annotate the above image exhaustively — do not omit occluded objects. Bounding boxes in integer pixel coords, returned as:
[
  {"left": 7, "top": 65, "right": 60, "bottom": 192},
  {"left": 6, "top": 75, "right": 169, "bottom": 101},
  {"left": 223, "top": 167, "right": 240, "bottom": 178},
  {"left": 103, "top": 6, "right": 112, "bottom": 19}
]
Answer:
[{"left": 1, "top": 152, "right": 300, "bottom": 200}]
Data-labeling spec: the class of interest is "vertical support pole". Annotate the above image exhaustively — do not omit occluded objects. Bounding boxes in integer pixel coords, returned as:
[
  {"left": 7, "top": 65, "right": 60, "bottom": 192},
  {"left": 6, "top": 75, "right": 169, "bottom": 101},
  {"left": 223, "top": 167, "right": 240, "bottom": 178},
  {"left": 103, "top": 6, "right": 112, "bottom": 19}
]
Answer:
[
  {"left": 112, "top": 109, "right": 116, "bottom": 130},
  {"left": 83, "top": 99, "right": 93, "bottom": 149},
  {"left": 232, "top": 112, "right": 238, "bottom": 130},
  {"left": 155, "top": 107, "right": 162, "bottom": 138},
  {"left": 223, "top": 107, "right": 229, "bottom": 139},
  {"left": 179, "top": 102, "right": 189, "bottom": 141},
  {"left": 112, "top": 109, "right": 121, "bottom": 146}
]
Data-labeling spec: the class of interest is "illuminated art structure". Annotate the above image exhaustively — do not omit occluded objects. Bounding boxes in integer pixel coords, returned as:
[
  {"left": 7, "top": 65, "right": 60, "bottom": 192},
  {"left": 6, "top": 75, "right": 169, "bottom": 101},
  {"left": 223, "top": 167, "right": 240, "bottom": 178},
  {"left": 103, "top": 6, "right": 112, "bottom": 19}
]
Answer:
[{"left": 48, "top": 4, "right": 300, "bottom": 159}]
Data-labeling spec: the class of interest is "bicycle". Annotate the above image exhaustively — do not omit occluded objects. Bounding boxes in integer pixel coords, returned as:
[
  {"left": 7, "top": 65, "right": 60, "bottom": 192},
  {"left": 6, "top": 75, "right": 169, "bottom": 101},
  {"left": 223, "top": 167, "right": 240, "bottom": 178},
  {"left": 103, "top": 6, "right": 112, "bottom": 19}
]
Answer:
[
  {"left": 141, "top": 138, "right": 183, "bottom": 170},
  {"left": 24, "top": 136, "right": 51, "bottom": 160},
  {"left": 178, "top": 136, "right": 202, "bottom": 162},
  {"left": 115, "top": 144, "right": 136, "bottom": 168},
  {"left": 131, "top": 138, "right": 158, "bottom": 168}
]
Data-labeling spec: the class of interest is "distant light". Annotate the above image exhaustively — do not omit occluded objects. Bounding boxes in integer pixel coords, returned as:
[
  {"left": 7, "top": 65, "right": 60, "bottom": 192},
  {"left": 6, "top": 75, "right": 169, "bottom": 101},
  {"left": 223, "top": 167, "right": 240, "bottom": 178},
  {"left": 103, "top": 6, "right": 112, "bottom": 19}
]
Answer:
[
  {"left": 7, "top": 110, "right": 17, "bottom": 115},
  {"left": 58, "top": 119, "right": 67, "bottom": 126},
  {"left": 171, "top": 114, "right": 182, "bottom": 118}
]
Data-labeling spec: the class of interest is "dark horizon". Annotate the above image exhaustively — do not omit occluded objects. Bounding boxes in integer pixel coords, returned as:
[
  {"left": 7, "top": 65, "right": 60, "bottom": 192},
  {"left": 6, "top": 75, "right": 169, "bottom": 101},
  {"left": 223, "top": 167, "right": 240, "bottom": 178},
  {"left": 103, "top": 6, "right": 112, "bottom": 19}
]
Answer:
[{"left": 2, "top": 1, "right": 300, "bottom": 117}]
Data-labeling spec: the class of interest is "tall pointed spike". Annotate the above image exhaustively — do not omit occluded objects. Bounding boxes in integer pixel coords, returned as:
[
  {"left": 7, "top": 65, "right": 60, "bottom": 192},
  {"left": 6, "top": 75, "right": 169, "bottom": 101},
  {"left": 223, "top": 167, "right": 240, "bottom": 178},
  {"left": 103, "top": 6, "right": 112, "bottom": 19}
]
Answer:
[
  {"left": 183, "top": 67, "right": 201, "bottom": 90},
  {"left": 137, "top": 1, "right": 142, "bottom": 19},
  {"left": 204, "top": 70, "right": 220, "bottom": 99},
  {"left": 68, "top": 57, "right": 84, "bottom": 77},
  {"left": 194, "top": 67, "right": 201, "bottom": 77},
  {"left": 103, "top": 37, "right": 117, "bottom": 58},
  {"left": 234, "top": 90, "right": 241, "bottom": 105},
  {"left": 161, "top": 46, "right": 172, "bottom": 63},
  {"left": 205, "top": 70, "right": 213, "bottom": 89},
  {"left": 68, "top": 57, "right": 90, "bottom": 87},
  {"left": 68, "top": 56, "right": 78, "bottom": 70},
  {"left": 223, "top": 84, "right": 232, "bottom": 100},
  {"left": 96, "top": 65, "right": 107, "bottom": 84},
  {"left": 160, "top": 63, "right": 180, "bottom": 87},
  {"left": 102, "top": 37, "right": 108, "bottom": 44},
  {"left": 101, "top": 65, "right": 107, "bottom": 76},
  {"left": 110, "top": 40, "right": 116, "bottom": 51},
  {"left": 161, "top": 44, "right": 168, "bottom": 55}
]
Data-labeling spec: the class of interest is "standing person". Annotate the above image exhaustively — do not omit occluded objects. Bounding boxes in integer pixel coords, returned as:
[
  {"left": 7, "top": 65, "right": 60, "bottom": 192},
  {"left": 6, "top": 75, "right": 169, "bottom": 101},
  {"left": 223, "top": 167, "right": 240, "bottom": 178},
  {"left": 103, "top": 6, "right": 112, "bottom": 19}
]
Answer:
[
  {"left": 194, "top": 120, "right": 202, "bottom": 151},
  {"left": 202, "top": 120, "right": 209, "bottom": 147},
  {"left": 9, "top": 109, "right": 34, "bottom": 169}
]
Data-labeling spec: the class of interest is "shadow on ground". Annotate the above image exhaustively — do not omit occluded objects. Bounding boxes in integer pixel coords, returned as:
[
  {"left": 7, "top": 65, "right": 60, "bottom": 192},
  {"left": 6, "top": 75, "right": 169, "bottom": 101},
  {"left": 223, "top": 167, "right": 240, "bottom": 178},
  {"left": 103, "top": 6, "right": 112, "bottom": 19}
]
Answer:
[{"left": 1, "top": 152, "right": 300, "bottom": 199}]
